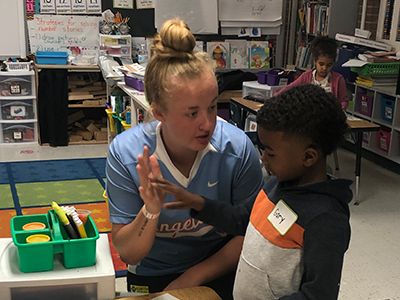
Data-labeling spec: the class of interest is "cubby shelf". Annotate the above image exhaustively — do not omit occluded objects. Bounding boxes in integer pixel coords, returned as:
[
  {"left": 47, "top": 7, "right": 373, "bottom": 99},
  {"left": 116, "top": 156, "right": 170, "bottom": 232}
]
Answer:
[
  {"left": 346, "top": 83, "right": 400, "bottom": 163},
  {"left": 0, "top": 70, "right": 38, "bottom": 144}
]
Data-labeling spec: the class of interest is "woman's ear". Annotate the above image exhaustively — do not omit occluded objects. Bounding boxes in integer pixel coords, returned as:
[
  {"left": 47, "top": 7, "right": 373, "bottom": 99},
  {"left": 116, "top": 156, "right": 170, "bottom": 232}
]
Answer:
[
  {"left": 303, "top": 146, "right": 319, "bottom": 167},
  {"left": 151, "top": 105, "right": 165, "bottom": 122}
]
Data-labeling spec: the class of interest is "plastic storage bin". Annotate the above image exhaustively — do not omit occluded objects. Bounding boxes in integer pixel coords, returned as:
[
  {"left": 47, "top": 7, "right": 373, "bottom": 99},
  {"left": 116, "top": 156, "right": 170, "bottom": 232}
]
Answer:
[
  {"left": 10, "top": 210, "right": 99, "bottom": 273},
  {"left": 356, "top": 89, "right": 373, "bottom": 117},
  {"left": 351, "top": 62, "right": 400, "bottom": 77},
  {"left": 1, "top": 122, "right": 36, "bottom": 143},
  {"left": 5, "top": 61, "right": 32, "bottom": 72},
  {"left": 124, "top": 74, "right": 144, "bottom": 92},
  {"left": 36, "top": 51, "right": 68, "bottom": 65},
  {"left": 257, "top": 69, "right": 287, "bottom": 86},
  {"left": 0, "top": 98, "right": 35, "bottom": 120},
  {"left": 359, "top": 94, "right": 373, "bottom": 116},
  {"left": 242, "top": 81, "right": 283, "bottom": 100},
  {"left": 99, "top": 34, "right": 132, "bottom": 58},
  {"left": 381, "top": 96, "right": 395, "bottom": 122},
  {"left": 377, "top": 128, "right": 391, "bottom": 152},
  {"left": 0, "top": 72, "right": 35, "bottom": 97}
]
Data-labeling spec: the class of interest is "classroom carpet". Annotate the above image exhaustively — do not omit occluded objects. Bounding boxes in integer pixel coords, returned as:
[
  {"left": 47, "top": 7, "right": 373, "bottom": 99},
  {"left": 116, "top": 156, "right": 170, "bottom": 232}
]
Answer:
[{"left": 0, "top": 158, "right": 127, "bottom": 276}]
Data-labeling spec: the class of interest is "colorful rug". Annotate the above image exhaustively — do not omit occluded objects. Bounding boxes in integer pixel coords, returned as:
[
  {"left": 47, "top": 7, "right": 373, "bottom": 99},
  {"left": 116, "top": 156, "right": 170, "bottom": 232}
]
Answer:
[{"left": 0, "top": 158, "right": 127, "bottom": 276}]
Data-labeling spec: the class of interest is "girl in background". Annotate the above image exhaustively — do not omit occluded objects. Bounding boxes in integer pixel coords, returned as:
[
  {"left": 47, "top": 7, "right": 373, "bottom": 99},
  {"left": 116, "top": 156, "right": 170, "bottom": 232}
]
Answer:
[{"left": 280, "top": 36, "right": 348, "bottom": 109}]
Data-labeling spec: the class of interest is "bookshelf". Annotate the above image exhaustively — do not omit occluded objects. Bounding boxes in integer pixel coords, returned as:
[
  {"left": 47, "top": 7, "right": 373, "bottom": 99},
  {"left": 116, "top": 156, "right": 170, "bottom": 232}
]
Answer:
[
  {"left": 376, "top": 0, "right": 400, "bottom": 50},
  {"left": 295, "top": 0, "right": 359, "bottom": 69}
]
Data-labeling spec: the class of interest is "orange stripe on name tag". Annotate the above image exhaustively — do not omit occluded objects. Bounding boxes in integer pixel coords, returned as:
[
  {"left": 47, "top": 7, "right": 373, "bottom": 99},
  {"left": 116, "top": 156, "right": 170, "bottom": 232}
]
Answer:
[{"left": 250, "top": 190, "right": 304, "bottom": 249}]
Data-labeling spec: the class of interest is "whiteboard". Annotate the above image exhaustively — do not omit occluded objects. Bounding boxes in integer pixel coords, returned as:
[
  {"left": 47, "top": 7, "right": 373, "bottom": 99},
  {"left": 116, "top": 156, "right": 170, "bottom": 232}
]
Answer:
[
  {"left": 27, "top": 15, "right": 101, "bottom": 52},
  {"left": 0, "top": 0, "right": 27, "bottom": 58},
  {"left": 219, "top": 0, "right": 283, "bottom": 22},
  {"left": 155, "top": 0, "right": 218, "bottom": 34}
]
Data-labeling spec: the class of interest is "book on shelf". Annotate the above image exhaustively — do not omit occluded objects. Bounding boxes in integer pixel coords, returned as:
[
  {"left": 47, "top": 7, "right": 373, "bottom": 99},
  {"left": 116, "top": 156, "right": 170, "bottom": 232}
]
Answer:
[
  {"left": 248, "top": 41, "right": 270, "bottom": 69},
  {"left": 207, "top": 42, "right": 230, "bottom": 70},
  {"left": 225, "top": 39, "right": 248, "bottom": 69},
  {"left": 358, "top": 53, "right": 399, "bottom": 63},
  {"left": 382, "top": 0, "right": 395, "bottom": 40},
  {"left": 295, "top": 45, "right": 313, "bottom": 69},
  {"left": 304, "top": 2, "right": 328, "bottom": 36},
  {"left": 335, "top": 33, "right": 392, "bottom": 51},
  {"left": 356, "top": 75, "right": 398, "bottom": 88}
]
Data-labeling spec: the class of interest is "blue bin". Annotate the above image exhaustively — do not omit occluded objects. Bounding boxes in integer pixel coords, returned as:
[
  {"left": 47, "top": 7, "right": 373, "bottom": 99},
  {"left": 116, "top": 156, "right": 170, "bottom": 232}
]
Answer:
[
  {"left": 36, "top": 51, "right": 68, "bottom": 65},
  {"left": 381, "top": 96, "right": 395, "bottom": 122}
]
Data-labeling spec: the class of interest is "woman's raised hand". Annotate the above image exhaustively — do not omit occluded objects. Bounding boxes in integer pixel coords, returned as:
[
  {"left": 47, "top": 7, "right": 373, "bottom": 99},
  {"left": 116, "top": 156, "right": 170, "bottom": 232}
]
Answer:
[{"left": 136, "top": 146, "right": 164, "bottom": 214}]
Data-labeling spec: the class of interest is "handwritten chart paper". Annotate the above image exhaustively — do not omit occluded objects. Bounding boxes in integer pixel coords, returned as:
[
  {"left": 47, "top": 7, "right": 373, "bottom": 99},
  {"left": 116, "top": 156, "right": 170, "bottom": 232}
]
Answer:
[
  {"left": 28, "top": 15, "right": 101, "bottom": 52},
  {"left": 155, "top": 0, "right": 218, "bottom": 34},
  {"left": 218, "top": 0, "right": 283, "bottom": 22}
]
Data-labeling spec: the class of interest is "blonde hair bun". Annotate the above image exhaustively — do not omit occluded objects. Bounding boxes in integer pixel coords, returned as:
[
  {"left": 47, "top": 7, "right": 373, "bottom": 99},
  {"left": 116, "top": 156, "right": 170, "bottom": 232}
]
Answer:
[{"left": 152, "top": 18, "right": 196, "bottom": 59}]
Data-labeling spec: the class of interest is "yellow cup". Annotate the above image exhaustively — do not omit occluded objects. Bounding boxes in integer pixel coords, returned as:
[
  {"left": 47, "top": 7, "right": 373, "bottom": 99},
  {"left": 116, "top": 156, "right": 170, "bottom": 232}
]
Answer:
[
  {"left": 26, "top": 234, "right": 50, "bottom": 243},
  {"left": 22, "top": 222, "right": 46, "bottom": 231}
]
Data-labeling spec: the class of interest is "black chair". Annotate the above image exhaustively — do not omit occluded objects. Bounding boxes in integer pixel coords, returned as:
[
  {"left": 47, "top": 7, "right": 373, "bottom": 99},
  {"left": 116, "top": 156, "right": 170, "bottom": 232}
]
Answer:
[{"left": 229, "top": 102, "right": 244, "bottom": 129}]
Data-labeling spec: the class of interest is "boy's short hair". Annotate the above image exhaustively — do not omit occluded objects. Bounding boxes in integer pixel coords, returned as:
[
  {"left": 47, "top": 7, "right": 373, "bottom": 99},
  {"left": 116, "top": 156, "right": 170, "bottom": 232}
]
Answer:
[
  {"left": 310, "top": 36, "right": 338, "bottom": 60},
  {"left": 256, "top": 84, "right": 348, "bottom": 156}
]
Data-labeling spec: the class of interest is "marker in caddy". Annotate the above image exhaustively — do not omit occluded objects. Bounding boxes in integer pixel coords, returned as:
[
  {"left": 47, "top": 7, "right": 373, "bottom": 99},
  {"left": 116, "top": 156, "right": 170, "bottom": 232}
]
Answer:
[{"left": 51, "top": 201, "right": 79, "bottom": 239}]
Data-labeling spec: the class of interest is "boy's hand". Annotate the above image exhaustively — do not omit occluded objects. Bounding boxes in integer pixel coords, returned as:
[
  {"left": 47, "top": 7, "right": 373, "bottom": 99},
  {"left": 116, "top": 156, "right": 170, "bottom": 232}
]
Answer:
[{"left": 150, "top": 178, "right": 205, "bottom": 211}]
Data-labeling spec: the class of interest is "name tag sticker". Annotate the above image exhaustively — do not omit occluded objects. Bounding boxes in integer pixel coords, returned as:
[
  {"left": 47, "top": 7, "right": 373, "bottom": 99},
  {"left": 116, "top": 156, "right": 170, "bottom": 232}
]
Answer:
[{"left": 267, "top": 200, "right": 298, "bottom": 235}]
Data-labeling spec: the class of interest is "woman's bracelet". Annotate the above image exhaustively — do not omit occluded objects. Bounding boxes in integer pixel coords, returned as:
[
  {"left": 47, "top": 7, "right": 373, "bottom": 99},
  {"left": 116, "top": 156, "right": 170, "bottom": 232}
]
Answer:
[{"left": 142, "top": 205, "right": 160, "bottom": 220}]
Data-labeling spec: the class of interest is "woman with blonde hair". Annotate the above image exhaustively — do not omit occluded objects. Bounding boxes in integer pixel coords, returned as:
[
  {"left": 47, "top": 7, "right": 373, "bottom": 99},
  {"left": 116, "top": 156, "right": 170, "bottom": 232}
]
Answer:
[{"left": 106, "top": 18, "right": 262, "bottom": 299}]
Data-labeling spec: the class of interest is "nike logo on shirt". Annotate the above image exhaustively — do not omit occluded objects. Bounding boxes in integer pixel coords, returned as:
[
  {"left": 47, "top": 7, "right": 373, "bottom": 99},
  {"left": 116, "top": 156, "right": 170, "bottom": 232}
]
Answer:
[{"left": 208, "top": 181, "right": 218, "bottom": 187}]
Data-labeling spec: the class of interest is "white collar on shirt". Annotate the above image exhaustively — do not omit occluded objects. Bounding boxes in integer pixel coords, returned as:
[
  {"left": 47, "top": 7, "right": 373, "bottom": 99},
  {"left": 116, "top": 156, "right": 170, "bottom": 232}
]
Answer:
[
  {"left": 312, "top": 69, "right": 331, "bottom": 90},
  {"left": 153, "top": 123, "right": 217, "bottom": 188}
]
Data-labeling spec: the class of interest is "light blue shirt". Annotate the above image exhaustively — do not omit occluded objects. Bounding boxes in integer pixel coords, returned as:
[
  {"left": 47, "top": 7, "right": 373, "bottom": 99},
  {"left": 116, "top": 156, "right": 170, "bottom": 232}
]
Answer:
[{"left": 106, "top": 119, "right": 263, "bottom": 276}]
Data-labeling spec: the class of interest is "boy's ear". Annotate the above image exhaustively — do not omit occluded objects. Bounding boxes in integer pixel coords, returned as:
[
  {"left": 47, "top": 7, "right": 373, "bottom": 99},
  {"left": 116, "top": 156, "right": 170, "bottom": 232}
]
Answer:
[{"left": 303, "top": 146, "right": 319, "bottom": 167}]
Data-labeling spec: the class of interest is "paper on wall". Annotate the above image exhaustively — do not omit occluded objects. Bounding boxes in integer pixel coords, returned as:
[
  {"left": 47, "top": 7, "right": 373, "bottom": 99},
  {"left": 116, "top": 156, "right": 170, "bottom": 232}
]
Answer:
[
  {"left": 136, "top": 0, "right": 154, "bottom": 9},
  {"left": 154, "top": 0, "right": 218, "bottom": 34},
  {"left": 218, "top": 0, "right": 283, "bottom": 22},
  {"left": 27, "top": 14, "right": 101, "bottom": 52}
]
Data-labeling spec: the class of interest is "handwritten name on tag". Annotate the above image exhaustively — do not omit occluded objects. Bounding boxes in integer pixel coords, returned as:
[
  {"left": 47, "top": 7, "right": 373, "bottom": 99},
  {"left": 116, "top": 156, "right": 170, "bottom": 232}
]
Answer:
[{"left": 267, "top": 200, "right": 298, "bottom": 235}]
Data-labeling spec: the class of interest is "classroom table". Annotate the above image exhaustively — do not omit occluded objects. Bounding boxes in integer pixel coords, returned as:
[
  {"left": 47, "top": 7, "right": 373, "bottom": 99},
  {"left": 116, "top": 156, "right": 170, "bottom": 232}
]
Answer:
[
  {"left": 346, "top": 118, "right": 380, "bottom": 204},
  {"left": 230, "top": 97, "right": 380, "bottom": 205},
  {"left": 117, "top": 286, "right": 221, "bottom": 300}
]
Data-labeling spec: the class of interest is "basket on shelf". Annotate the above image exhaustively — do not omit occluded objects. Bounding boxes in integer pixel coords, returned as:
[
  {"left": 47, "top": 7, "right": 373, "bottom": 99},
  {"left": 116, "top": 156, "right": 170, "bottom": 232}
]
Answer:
[
  {"left": 5, "top": 62, "right": 32, "bottom": 72},
  {"left": 351, "top": 62, "right": 400, "bottom": 77}
]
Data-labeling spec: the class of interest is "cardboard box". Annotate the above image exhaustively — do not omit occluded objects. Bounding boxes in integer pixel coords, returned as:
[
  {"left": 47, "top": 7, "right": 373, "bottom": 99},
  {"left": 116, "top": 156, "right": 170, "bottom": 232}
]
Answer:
[{"left": 94, "top": 131, "right": 107, "bottom": 141}]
